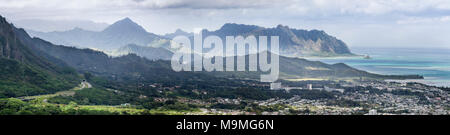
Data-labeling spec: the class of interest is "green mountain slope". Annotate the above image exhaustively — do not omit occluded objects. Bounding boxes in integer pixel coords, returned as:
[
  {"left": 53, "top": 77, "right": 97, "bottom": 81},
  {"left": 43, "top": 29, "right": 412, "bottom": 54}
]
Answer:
[
  {"left": 7, "top": 15, "right": 421, "bottom": 91},
  {"left": 205, "top": 53, "right": 423, "bottom": 80},
  {"left": 0, "top": 16, "right": 80, "bottom": 98}
]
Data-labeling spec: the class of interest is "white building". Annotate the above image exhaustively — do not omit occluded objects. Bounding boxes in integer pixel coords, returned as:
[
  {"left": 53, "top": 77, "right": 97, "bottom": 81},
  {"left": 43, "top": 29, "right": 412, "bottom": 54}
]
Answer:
[
  {"left": 368, "top": 109, "right": 377, "bottom": 115},
  {"left": 307, "top": 84, "right": 313, "bottom": 90},
  {"left": 270, "top": 83, "right": 282, "bottom": 90}
]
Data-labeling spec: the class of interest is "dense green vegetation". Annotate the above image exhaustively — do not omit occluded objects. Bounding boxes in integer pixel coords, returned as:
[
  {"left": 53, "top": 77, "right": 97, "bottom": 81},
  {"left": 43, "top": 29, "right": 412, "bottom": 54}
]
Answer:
[
  {"left": 0, "top": 55, "right": 79, "bottom": 98},
  {"left": 1, "top": 16, "right": 80, "bottom": 98},
  {"left": 0, "top": 98, "right": 128, "bottom": 115},
  {"left": 326, "top": 99, "right": 367, "bottom": 107},
  {"left": 1, "top": 96, "right": 201, "bottom": 115},
  {"left": 47, "top": 86, "right": 202, "bottom": 112},
  {"left": 439, "top": 87, "right": 450, "bottom": 92},
  {"left": 48, "top": 88, "right": 134, "bottom": 105},
  {"left": 289, "top": 89, "right": 337, "bottom": 99},
  {"left": 142, "top": 100, "right": 200, "bottom": 112},
  {"left": 83, "top": 70, "right": 291, "bottom": 101},
  {"left": 246, "top": 104, "right": 291, "bottom": 115}
]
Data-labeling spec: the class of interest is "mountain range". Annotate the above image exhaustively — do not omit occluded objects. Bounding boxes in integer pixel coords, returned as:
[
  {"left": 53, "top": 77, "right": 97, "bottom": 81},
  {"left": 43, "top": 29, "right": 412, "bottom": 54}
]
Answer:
[
  {"left": 0, "top": 15, "right": 422, "bottom": 98},
  {"left": 13, "top": 19, "right": 109, "bottom": 32},
  {"left": 27, "top": 18, "right": 169, "bottom": 51},
  {"left": 28, "top": 18, "right": 354, "bottom": 58},
  {"left": 199, "top": 23, "right": 353, "bottom": 57},
  {"left": 163, "top": 29, "right": 194, "bottom": 39},
  {"left": 107, "top": 44, "right": 173, "bottom": 60}
]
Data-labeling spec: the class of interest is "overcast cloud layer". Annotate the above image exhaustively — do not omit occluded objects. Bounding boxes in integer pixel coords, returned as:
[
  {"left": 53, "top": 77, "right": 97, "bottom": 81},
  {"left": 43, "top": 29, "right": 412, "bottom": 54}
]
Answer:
[{"left": 1, "top": 0, "right": 450, "bottom": 48}]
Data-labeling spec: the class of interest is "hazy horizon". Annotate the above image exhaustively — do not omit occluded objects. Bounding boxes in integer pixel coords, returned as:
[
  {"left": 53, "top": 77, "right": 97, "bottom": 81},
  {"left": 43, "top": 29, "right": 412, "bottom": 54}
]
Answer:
[{"left": 2, "top": 0, "right": 450, "bottom": 48}]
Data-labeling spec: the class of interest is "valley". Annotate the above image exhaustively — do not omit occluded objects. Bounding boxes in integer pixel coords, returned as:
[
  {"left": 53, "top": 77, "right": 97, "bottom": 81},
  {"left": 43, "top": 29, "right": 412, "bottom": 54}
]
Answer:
[{"left": 0, "top": 15, "right": 447, "bottom": 115}]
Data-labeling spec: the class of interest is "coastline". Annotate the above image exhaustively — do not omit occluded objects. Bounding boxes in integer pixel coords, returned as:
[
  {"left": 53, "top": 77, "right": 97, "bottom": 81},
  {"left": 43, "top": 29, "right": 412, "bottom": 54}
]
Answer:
[{"left": 385, "top": 79, "right": 450, "bottom": 87}]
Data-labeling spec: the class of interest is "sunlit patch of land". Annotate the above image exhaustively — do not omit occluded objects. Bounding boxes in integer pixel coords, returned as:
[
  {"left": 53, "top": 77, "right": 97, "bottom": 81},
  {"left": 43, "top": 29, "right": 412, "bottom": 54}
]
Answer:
[
  {"left": 304, "top": 67, "right": 330, "bottom": 71},
  {"left": 17, "top": 82, "right": 91, "bottom": 101},
  {"left": 284, "top": 78, "right": 327, "bottom": 81},
  {"left": 283, "top": 77, "right": 380, "bottom": 82},
  {"left": 75, "top": 105, "right": 147, "bottom": 115}
]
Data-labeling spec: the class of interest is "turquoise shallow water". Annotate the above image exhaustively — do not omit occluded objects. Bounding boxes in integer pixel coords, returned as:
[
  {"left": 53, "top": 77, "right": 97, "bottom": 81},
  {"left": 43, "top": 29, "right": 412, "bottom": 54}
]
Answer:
[{"left": 308, "top": 47, "right": 450, "bottom": 87}]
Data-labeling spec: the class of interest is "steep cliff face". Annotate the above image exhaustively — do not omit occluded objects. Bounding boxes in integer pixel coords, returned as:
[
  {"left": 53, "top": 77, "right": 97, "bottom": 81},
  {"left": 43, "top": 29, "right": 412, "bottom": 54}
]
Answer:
[
  {"left": 1, "top": 16, "right": 65, "bottom": 71},
  {"left": 0, "top": 17, "right": 25, "bottom": 62},
  {"left": 29, "top": 19, "right": 354, "bottom": 58},
  {"left": 201, "top": 23, "right": 353, "bottom": 57},
  {"left": 0, "top": 15, "right": 79, "bottom": 98}
]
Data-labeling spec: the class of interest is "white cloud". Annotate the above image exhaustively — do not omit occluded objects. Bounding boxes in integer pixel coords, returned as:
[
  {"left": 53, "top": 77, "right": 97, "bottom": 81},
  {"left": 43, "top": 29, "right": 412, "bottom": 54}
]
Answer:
[
  {"left": 397, "top": 16, "right": 450, "bottom": 24},
  {"left": 0, "top": 0, "right": 275, "bottom": 10},
  {"left": 282, "top": 0, "right": 450, "bottom": 16},
  {"left": 1, "top": 0, "right": 450, "bottom": 48},
  {"left": 1, "top": 0, "right": 449, "bottom": 13}
]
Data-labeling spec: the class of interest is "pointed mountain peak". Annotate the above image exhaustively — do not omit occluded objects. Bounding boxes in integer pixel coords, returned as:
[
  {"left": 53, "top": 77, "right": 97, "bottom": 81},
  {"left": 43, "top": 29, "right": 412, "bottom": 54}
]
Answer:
[
  {"left": 103, "top": 17, "right": 148, "bottom": 34},
  {"left": 117, "top": 17, "right": 133, "bottom": 23},
  {"left": 110, "top": 17, "right": 139, "bottom": 27}
]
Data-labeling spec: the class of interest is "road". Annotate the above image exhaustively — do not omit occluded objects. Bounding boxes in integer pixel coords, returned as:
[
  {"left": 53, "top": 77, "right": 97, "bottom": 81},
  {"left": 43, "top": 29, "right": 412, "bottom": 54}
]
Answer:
[{"left": 17, "top": 81, "right": 92, "bottom": 101}]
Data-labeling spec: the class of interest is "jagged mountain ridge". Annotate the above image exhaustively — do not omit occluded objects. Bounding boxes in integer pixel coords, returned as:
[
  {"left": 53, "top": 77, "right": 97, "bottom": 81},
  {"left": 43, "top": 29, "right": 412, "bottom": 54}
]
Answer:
[
  {"left": 27, "top": 18, "right": 168, "bottom": 51},
  {"left": 199, "top": 23, "right": 353, "bottom": 57},
  {"left": 108, "top": 44, "right": 173, "bottom": 60},
  {"left": 29, "top": 18, "right": 353, "bottom": 58},
  {"left": 163, "top": 29, "right": 194, "bottom": 39},
  {"left": 19, "top": 26, "right": 421, "bottom": 82},
  {"left": 4, "top": 14, "right": 422, "bottom": 91}
]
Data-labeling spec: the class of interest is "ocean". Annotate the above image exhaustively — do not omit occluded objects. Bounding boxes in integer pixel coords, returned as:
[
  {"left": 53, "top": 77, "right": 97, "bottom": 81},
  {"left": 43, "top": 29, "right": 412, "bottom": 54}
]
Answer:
[{"left": 307, "top": 47, "right": 450, "bottom": 87}]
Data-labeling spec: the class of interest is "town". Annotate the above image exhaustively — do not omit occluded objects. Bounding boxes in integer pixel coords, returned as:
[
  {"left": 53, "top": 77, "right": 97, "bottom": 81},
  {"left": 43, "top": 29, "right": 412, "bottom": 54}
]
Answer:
[{"left": 148, "top": 79, "right": 449, "bottom": 115}]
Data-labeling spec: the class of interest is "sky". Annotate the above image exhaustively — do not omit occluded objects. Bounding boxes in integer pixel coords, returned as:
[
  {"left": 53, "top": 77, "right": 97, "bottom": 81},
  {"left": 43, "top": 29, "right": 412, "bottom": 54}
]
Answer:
[{"left": 1, "top": 0, "right": 450, "bottom": 48}]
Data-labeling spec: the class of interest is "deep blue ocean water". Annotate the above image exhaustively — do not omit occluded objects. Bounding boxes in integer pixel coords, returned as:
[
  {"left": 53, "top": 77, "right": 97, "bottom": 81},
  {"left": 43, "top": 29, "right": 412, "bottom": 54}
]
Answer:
[{"left": 308, "top": 47, "right": 450, "bottom": 87}]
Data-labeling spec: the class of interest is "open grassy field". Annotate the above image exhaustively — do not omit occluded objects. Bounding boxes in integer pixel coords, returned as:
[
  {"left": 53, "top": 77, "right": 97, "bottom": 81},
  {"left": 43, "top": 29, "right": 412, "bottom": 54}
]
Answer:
[{"left": 17, "top": 82, "right": 90, "bottom": 101}]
